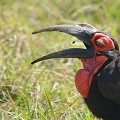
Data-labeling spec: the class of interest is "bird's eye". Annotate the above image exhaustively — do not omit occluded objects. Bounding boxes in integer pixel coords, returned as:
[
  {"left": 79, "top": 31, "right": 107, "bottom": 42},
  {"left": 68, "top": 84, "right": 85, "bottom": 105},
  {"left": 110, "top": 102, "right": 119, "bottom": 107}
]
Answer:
[{"left": 95, "top": 39, "right": 105, "bottom": 47}]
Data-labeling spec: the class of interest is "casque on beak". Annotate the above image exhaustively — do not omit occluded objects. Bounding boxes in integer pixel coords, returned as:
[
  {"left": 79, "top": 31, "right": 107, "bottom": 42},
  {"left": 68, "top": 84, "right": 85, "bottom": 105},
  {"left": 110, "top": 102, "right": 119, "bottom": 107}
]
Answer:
[{"left": 31, "top": 23, "right": 97, "bottom": 64}]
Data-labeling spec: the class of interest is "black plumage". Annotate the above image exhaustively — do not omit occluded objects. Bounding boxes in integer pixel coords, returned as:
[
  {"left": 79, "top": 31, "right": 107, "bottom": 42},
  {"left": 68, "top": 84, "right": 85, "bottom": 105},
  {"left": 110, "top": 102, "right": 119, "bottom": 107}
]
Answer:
[{"left": 32, "top": 23, "right": 120, "bottom": 120}]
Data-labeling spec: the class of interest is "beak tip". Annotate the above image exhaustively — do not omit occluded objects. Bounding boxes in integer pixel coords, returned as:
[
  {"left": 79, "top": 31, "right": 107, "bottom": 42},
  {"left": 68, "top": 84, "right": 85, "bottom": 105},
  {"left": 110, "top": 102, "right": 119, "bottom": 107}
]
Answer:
[
  {"left": 32, "top": 31, "right": 37, "bottom": 34},
  {"left": 31, "top": 61, "right": 35, "bottom": 64}
]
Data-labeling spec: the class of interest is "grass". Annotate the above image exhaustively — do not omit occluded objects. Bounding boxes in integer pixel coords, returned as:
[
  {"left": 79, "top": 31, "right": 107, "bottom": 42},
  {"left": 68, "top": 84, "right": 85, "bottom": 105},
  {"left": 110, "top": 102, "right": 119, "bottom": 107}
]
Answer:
[{"left": 0, "top": 0, "right": 120, "bottom": 119}]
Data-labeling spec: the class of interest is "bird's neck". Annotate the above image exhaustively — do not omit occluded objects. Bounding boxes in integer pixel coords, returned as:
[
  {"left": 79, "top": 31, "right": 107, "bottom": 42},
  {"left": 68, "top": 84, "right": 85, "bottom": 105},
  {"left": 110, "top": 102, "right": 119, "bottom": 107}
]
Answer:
[{"left": 75, "top": 56, "right": 108, "bottom": 98}]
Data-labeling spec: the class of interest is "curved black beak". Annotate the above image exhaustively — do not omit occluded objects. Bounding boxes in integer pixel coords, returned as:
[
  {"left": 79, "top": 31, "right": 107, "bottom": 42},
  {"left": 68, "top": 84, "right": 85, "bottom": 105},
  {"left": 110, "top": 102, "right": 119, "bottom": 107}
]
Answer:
[
  {"left": 31, "top": 48, "right": 95, "bottom": 64},
  {"left": 31, "top": 23, "right": 97, "bottom": 64}
]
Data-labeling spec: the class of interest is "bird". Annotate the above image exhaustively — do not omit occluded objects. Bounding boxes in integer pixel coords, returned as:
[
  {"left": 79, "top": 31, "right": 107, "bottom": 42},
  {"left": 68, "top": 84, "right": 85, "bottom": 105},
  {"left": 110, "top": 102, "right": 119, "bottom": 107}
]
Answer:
[{"left": 31, "top": 23, "right": 120, "bottom": 120}]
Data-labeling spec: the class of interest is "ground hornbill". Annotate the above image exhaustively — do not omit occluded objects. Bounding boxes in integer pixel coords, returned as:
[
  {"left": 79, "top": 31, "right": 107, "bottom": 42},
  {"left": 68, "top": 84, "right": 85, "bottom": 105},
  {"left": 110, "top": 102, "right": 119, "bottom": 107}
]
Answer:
[{"left": 31, "top": 23, "right": 120, "bottom": 120}]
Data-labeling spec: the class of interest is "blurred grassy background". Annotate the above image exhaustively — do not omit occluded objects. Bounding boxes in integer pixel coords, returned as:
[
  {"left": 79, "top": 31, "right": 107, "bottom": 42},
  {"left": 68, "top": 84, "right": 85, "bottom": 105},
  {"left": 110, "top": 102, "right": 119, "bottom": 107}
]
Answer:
[{"left": 0, "top": 0, "right": 120, "bottom": 119}]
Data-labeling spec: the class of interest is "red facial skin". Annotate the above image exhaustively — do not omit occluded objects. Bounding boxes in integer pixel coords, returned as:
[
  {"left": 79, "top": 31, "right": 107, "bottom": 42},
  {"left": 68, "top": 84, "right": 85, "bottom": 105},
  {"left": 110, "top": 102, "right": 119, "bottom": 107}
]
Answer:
[{"left": 75, "top": 33, "right": 115, "bottom": 98}]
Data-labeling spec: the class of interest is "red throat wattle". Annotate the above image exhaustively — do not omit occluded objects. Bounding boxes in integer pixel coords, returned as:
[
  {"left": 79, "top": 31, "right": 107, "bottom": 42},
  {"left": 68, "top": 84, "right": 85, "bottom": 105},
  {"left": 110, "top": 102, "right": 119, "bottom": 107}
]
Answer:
[{"left": 75, "top": 56, "right": 107, "bottom": 98}]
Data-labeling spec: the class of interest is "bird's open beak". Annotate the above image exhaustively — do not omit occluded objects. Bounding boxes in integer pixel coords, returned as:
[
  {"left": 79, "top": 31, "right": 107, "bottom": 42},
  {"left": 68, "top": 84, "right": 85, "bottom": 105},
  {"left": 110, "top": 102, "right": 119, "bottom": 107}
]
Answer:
[{"left": 31, "top": 24, "right": 97, "bottom": 64}]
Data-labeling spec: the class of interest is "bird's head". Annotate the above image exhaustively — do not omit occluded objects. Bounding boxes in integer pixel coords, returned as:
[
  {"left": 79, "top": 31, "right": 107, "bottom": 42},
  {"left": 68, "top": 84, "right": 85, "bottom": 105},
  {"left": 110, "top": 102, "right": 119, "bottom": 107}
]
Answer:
[{"left": 32, "top": 23, "right": 119, "bottom": 98}]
